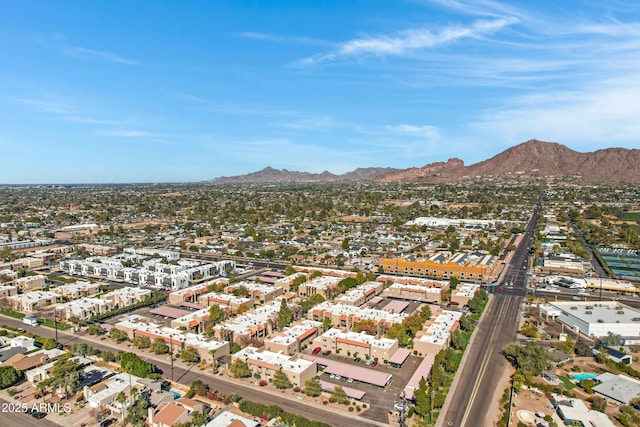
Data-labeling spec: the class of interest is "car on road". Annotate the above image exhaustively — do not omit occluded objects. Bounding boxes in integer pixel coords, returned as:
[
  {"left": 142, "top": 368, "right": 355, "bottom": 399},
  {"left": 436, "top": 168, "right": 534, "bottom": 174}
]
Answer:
[
  {"left": 312, "top": 347, "right": 322, "bottom": 355},
  {"left": 497, "top": 287, "right": 504, "bottom": 291},
  {"left": 17, "top": 328, "right": 26, "bottom": 333}
]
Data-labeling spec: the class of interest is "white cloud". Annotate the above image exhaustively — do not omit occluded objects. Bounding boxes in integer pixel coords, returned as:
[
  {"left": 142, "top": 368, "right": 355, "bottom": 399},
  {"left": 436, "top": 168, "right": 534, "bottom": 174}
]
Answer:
[
  {"left": 470, "top": 74, "right": 640, "bottom": 149},
  {"left": 297, "top": 18, "right": 516, "bottom": 66},
  {"left": 62, "top": 46, "right": 139, "bottom": 65},
  {"left": 98, "top": 130, "right": 163, "bottom": 137},
  {"left": 385, "top": 124, "right": 440, "bottom": 139}
]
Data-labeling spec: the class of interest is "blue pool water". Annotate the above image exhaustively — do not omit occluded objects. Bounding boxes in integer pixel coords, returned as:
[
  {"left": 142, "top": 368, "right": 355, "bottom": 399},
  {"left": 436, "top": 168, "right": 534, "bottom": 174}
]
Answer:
[
  {"left": 168, "top": 390, "right": 182, "bottom": 398},
  {"left": 572, "top": 373, "right": 597, "bottom": 381}
]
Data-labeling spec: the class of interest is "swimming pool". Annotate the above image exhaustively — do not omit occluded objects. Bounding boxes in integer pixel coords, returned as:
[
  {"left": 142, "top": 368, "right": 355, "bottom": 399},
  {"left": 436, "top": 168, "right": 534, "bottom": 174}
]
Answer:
[
  {"left": 572, "top": 373, "right": 597, "bottom": 381},
  {"left": 168, "top": 390, "right": 182, "bottom": 398}
]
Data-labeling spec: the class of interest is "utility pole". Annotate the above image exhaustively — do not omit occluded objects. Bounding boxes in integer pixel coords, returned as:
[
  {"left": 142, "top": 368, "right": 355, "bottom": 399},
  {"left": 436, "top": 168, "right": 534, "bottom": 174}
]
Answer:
[
  {"left": 169, "top": 335, "right": 174, "bottom": 382},
  {"left": 53, "top": 309, "right": 58, "bottom": 342}
]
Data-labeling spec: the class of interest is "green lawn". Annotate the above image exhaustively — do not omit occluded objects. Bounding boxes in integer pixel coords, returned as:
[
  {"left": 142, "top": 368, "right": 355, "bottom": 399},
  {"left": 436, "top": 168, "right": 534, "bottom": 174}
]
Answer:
[
  {"left": 558, "top": 375, "right": 576, "bottom": 390},
  {"left": 0, "top": 308, "right": 25, "bottom": 319}
]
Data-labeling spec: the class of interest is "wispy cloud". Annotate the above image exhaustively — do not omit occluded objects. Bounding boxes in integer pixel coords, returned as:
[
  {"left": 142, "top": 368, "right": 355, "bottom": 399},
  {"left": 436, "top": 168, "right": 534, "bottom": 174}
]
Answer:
[
  {"left": 427, "top": 0, "right": 525, "bottom": 19},
  {"left": 385, "top": 124, "right": 440, "bottom": 139},
  {"left": 16, "top": 98, "right": 72, "bottom": 114},
  {"left": 297, "top": 18, "right": 516, "bottom": 66},
  {"left": 234, "top": 32, "right": 333, "bottom": 47},
  {"left": 98, "top": 130, "right": 164, "bottom": 138},
  {"left": 272, "top": 115, "right": 336, "bottom": 130},
  {"left": 62, "top": 46, "right": 140, "bottom": 65}
]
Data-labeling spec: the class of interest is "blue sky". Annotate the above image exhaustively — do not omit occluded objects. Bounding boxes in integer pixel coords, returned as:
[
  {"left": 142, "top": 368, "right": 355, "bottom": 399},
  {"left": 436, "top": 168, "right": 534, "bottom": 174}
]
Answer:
[{"left": 2, "top": 0, "right": 640, "bottom": 183}]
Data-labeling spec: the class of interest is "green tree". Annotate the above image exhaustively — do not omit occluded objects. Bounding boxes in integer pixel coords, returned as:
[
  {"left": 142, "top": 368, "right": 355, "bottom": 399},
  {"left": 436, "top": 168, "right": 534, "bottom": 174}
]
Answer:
[
  {"left": 0, "top": 246, "right": 12, "bottom": 262},
  {"left": 413, "top": 377, "right": 431, "bottom": 420},
  {"left": 0, "top": 366, "right": 22, "bottom": 389},
  {"left": 119, "top": 352, "right": 158, "bottom": 378},
  {"left": 502, "top": 342, "right": 551, "bottom": 376},
  {"left": 277, "top": 298, "right": 293, "bottom": 329},
  {"left": 303, "top": 377, "right": 321, "bottom": 397},
  {"left": 133, "top": 335, "right": 151, "bottom": 349},
  {"left": 114, "top": 391, "right": 127, "bottom": 423},
  {"left": 449, "top": 277, "right": 461, "bottom": 289},
  {"left": 109, "top": 328, "right": 128, "bottom": 343},
  {"left": 419, "top": 304, "right": 432, "bottom": 321},
  {"left": 43, "top": 338, "right": 62, "bottom": 350},
  {"left": 87, "top": 324, "right": 104, "bottom": 335},
  {"left": 284, "top": 265, "right": 296, "bottom": 276},
  {"left": 330, "top": 385, "right": 349, "bottom": 404},
  {"left": 150, "top": 338, "right": 169, "bottom": 354},
  {"left": 209, "top": 304, "right": 225, "bottom": 325},
  {"left": 41, "top": 355, "right": 83, "bottom": 398},
  {"left": 230, "top": 359, "right": 251, "bottom": 378},
  {"left": 589, "top": 395, "right": 607, "bottom": 413},
  {"left": 272, "top": 369, "right": 293, "bottom": 389},
  {"left": 180, "top": 346, "right": 200, "bottom": 363}
]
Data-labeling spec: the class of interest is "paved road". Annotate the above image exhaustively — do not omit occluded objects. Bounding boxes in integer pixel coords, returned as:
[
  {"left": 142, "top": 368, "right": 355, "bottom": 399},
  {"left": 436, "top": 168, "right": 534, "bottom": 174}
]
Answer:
[
  {"left": 438, "top": 191, "right": 542, "bottom": 427},
  {"left": 0, "top": 397, "right": 59, "bottom": 427},
  {"left": 0, "top": 316, "right": 385, "bottom": 427}
]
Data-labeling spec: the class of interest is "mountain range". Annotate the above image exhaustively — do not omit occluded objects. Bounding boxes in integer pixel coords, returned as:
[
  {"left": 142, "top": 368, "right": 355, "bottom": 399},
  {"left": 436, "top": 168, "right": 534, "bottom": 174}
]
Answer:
[{"left": 210, "top": 139, "right": 640, "bottom": 184}]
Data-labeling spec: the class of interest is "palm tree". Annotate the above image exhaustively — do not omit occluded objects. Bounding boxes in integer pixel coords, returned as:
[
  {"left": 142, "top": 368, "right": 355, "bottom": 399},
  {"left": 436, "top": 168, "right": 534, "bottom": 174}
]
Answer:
[{"left": 114, "top": 391, "right": 127, "bottom": 423}]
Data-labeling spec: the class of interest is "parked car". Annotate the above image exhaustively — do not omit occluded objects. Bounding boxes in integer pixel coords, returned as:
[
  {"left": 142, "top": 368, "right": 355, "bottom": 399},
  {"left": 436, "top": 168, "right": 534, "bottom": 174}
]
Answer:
[
  {"left": 312, "top": 347, "right": 322, "bottom": 355},
  {"left": 365, "top": 360, "right": 372, "bottom": 366},
  {"left": 322, "top": 350, "right": 331, "bottom": 356},
  {"left": 354, "top": 357, "right": 361, "bottom": 363},
  {"left": 99, "top": 418, "right": 115, "bottom": 427},
  {"left": 31, "top": 412, "right": 46, "bottom": 419},
  {"left": 347, "top": 378, "right": 353, "bottom": 383},
  {"left": 371, "top": 361, "right": 378, "bottom": 367}
]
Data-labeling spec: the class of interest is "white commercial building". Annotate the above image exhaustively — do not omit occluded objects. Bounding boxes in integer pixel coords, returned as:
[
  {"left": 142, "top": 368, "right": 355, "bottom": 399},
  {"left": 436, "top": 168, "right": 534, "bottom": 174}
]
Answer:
[{"left": 540, "top": 301, "right": 640, "bottom": 338}]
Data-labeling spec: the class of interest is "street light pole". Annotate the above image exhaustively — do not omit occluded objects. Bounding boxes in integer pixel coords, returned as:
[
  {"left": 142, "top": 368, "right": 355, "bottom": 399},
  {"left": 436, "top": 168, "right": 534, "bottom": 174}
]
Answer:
[{"left": 169, "top": 335, "right": 174, "bottom": 382}]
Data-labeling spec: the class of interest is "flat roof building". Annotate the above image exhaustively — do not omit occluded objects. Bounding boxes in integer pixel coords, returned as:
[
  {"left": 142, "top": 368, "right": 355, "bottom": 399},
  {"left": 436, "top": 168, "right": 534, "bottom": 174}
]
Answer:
[
  {"left": 232, "top": 346, "right": 316, "bottom": 388},
  {"left": 8, "top": 290, "right": 59, "bottom": 312},
  {"left": 52, "top": 281, "right": 101, "bottom": 299},
  {"left": 335, "top": 281, "right": 384, "bottom": 307},
  {"left": 540, "top": 301, "right": 640, "bottom": 338},
  {"left": 315, "top": 328, "right": 398, "bottom": 361},
  {"left": 265, "top": 319, "right": 323, "bottom": 356},
  {"left": 309, "top": 302, "right": 407, "bottom": 330},
  {"left": 55, "top": 297, "right": 113, "bottom": 320},
  {"left": 413, "top": 308, "right": 462, "bottom": 356}
]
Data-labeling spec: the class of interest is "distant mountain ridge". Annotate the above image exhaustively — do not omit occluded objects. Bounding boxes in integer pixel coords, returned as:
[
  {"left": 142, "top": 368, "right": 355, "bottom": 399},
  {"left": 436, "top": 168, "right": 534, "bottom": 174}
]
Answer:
[{"left": 209, "top": 140, "right": 640, "bottom": 184}]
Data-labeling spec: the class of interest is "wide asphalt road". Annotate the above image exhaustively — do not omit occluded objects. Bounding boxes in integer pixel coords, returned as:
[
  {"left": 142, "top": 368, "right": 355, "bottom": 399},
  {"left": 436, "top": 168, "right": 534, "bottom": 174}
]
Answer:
[
  {"left": 438, "top": 191, "right": 542, "bottom": 427},
  {"left": 0, "top": 316, "right": 386, "bottom": 427},
  {"left": 439, "top": 294, "right": 521, "bottom": 426}
]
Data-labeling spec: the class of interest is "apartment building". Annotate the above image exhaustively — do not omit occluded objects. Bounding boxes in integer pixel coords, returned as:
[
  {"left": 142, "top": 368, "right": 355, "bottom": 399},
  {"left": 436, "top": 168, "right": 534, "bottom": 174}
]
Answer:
[
  {"left": 55, "top": 297, "right": 113, "bottom": 320},
  {"left": 379, "top": 251, "right": 497, "bottom": 283},
  {"left": 13, "top": 257, "right": 44, "bottom": 269},
  {"left": 413, "top": 308, "right": 462, "bottom": 356},
  {"left": 274, "top": 272, "right": 308, "bottom": 292},
  {"left": 264, "top": 320, "right": 323, "bottom": 356},
  {"left": 51, "top": 281, "right": 101, "bottom": 299},
  {"left": 14, "top": 275, "right": 47, "bottom": 292},
  {"left": 232, "top": 346, "right": 317, "bottom": 387},
  {"left": 335, "top": 281, "right": 384, "bottom": 306},
  {"left": 309, "top": 302, "right": 407, "bottom": 330},
  {"left": 123, "top": 247, "right": 181, "bottom": 261},
  {"left": 451, "top": 283, "right": 481, "bottom": 306},
  {"left": 196, "top": 292, "right": 253, "bottom": 311},
  {"left": 383, "top": 282, "right": 444, "bottom": 304},
  {"left": 79, "top": 243, "right": 118, "bottom": 255},
  {"left": 100, "top": 287, "right": 152, "bottom": 308},
  {"left": 227, "top": 282, "right": 283, "bottom": 303},
  {"left": 167, "top": 279, "right": 227, "bottom": 305},
  {"left": 213, "top": 301, "right": 285, "bottom": 345},
  {"left": 8, "top": 291, "right": 59, "bottom": 312},
  {"left": 170, "top": 308, "right": 210, "bottom": 333},
  {"left": 298, "top": 276, "right": 341, "bottom": 299},
  {"left": 316, "top": 328, "right": 398, "bottom": 361},
  {"left": 0, "top": 284, "right": 17, "bottom": 298},
  {"left": 115, "top": 317, "right": 229, "bottom": 364}
]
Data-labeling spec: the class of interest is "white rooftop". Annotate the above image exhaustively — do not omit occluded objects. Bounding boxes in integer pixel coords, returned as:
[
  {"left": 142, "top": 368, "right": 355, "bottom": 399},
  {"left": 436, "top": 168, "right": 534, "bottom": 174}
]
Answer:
[
  {"left": 313, "top": 302, "right": 408, "bottom": 324},
  {"left": 416, "top": 310, "right": 463, "bottom": 346},
  {"left": 549, "top": 301, "right": 640, "bottom": 325},
  {"left": 266, "top": 320, "right": 322, "bottom": 346},
  {"left": 234, "top": 346, "right": 314, "bottom": 374}
]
